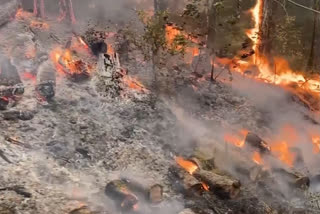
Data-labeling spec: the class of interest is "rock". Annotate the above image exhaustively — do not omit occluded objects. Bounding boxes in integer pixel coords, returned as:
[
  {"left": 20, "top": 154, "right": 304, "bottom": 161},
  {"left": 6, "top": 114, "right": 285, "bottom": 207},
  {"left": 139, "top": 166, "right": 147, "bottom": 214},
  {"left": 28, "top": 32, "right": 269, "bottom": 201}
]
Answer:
[{"left": 2, "top": 110, "right": 34, "bottom": 121}]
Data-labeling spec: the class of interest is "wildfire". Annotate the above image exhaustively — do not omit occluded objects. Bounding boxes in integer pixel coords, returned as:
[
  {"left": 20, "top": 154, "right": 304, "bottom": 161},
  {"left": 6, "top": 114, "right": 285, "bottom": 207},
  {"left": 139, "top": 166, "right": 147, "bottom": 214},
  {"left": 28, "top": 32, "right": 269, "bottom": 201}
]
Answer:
[
  {"left": 216, "top": 0, "right": 320, "bottom": 103},
  {"left": 224, "top": 129, "right": 249, "bottom": 148}
]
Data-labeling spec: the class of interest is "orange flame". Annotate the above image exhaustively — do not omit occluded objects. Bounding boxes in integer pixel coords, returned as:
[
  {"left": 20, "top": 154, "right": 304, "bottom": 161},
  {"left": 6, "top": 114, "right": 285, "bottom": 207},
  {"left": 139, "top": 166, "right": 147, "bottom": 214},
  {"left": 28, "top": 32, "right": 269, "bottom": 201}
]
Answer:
[
  {"left": 30, "top": 20, "right": 50, "bottom": 30},
  {"left": 201, "top": 182, "right": 210, "bottom": 191},
  {"left": 216, "top": 0, "right": 320, "bottom": 101},
  {"left": 312, "top": 136, "right": 320, "bottom": 153},
  {"left": 165, "top": 25, "right": 200, "bottom": 64},
  {"left": 175, "top": 156, "right": 198, "bottom": 174},
  {"left": 122, "top": 75, "right": 147, "bottom": 92},
  {"left": 22, "top": 72, "right": 37, "bottom": 82},
  {"left": 224, "top": 129, "right": 249, "bottom": 148},
  {"left": 270, "top": 141, "right": 294, "bottom": 166},
  {"left": 15, "top": 9, "right": 33, "bottom": 20},
  {"left": 252, "top": 151, "right": 263, "bottom": 165},
  {"left": 246, "top": 0, "right": 263, "bottom": 62}
]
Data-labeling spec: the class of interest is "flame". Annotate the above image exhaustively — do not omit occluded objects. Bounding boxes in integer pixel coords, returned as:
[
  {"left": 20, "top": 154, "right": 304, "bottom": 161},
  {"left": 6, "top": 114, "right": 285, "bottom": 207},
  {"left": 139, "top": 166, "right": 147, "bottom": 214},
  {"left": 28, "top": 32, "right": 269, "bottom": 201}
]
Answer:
[
  {"left": 270, "top": 141, "right": 294, "bottom": 166},
  {"left": 165, "top": 25, "right": 200, "bottom": 64},
  {"left": 22, "top": 72, "right": 37, "bottom": 82},
  {"left": 122, "top": 75, "right": 147, "bottom": 92},
  {"left": 77, "top": 37, "right": 89, "bottom": 49},
  {"left": 216, "top": 0, "right": 320, "bottom": 105},
  {"left": 30, "top": 20, "right": 50, "bottom": 30},
  {"left": 252, "top": 151, "right": 263, "bottom": 165},
  {"left": 107, "top": 45, "right": 115, "bottom": 56},
  {"left": 224, "top": 129, "right": 249, "bottom": 148},
  {"left": 312, "top": 136, "right": 320, "bottom": 153},
  {"left": 15, "top": 9, "right": 33, "bottom": 20},
  {"left": 246, "top": 0, "right": 263, "bottom": 62},
  {"left": 175, "top": 157, "right": 209, "bottom": 191},
  {"left": 175, "top": 156, "right": 198, "bottom": 174}
]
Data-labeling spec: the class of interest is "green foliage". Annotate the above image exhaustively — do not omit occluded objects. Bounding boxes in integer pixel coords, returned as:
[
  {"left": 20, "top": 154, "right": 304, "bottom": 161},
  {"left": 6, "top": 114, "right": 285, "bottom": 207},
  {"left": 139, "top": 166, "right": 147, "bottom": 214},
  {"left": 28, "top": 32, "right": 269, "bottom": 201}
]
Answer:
[{"left": 137, "top": 10, "right": 168, "bottom": 53}]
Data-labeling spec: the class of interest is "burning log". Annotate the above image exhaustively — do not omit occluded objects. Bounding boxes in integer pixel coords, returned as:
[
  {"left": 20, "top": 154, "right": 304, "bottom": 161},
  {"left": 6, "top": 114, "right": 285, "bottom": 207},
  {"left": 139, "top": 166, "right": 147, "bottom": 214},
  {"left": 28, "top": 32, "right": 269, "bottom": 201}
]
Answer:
[
  {"left": 244, "top": 132, "right": 271, "bottom": 154},
  {"left": 0, "top": 56, "right": 24, "bottom": 110},
  {"left": 174, "top": 157, "right": 241, "bottom": 199},
  {"left": 193, "top": 170, "right": 241, "bottom": 199},
  {"left": 168, "top": 165, "right": 207, "bottom": 196},
  {"left": 0, "top": 0, "right": 21, "bottom": 27},
  {"left": 105, "top": 180, "right": 139, "bottom": 212}
]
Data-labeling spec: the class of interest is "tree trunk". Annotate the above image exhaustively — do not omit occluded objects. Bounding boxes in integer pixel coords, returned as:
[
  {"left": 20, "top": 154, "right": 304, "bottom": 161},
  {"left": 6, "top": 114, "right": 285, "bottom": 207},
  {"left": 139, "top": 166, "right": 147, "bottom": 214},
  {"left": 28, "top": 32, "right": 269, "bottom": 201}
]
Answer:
[
  {"left": 307, "top": 0, "right": 320, "bottom": 74},
  {"left": 258, "top": 0, "right": 277, "bottom": 62},
  {"left": 236, "top": 0, "right": 242, "bottom": 20},
  {"left": 207, "top": 0, "right": 217, "bottom": 81}
]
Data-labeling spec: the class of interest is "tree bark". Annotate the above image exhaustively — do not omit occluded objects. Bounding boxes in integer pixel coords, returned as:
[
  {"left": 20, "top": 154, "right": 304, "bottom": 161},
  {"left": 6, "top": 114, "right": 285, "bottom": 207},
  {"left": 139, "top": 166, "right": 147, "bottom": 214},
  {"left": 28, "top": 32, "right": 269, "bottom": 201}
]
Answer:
[
  {"left": 307, "top": 0, "right": 320, "bottom": 74},
  {"left": 258, "top": 0, "right": 277, "bottom": 62}
]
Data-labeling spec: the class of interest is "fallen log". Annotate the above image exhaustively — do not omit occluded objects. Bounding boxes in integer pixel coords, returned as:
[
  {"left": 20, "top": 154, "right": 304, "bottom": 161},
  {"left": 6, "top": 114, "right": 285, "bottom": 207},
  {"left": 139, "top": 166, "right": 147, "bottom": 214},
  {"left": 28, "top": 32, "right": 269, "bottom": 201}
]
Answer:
[
  {"left": 0, "top": 0, "right": 20, "bottom": 27},
  {"left": 193, "top": 170, "right": 241, "bottom": 199},
  {"left": 104, "top": 180, "right": 138, "bottom": 212},
  {"left": 244, "top": 132, "right": 271, "bottom": 154},
  {"left": 168, "top": 165, "right": 206, "bottom": 195},
  {"left": 271, "top": 168, "right": 310, "bottom": 190}
]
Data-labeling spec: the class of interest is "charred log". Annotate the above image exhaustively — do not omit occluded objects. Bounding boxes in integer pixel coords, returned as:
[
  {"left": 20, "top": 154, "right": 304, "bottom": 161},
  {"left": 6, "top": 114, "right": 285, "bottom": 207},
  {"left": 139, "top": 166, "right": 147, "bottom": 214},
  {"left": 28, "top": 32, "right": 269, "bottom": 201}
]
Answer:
[
  {"left": 82, "top": 29, "right": 108, "bottom": 56},
  {"left": 104, "top": 180, "right": 139, "bottom": 212},
  {"left": 168, "top": 165, "right": 206, "bottom": 196},
  {"left": 193, "top": 170, "right": 241, "bottom": 199},
  {"left": 244, "top": 132, "right": 270, "bottom": 154},
  {"left": 2, "top": 110, "right": 34, "bottom": 121}
]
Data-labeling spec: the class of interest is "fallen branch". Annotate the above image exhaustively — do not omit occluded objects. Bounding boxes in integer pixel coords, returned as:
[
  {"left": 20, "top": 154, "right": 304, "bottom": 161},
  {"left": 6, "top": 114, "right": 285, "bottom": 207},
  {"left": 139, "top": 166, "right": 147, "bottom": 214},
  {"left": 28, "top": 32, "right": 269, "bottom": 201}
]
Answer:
[
  {"left": 287, "top": 0, "right": 320, "bottom": 14},
  {"left": 0, "top": 186, "right": 32, "bottom": 198},
  {"left": 5, "top": 136, "right": 32, "bottom": 149}
]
